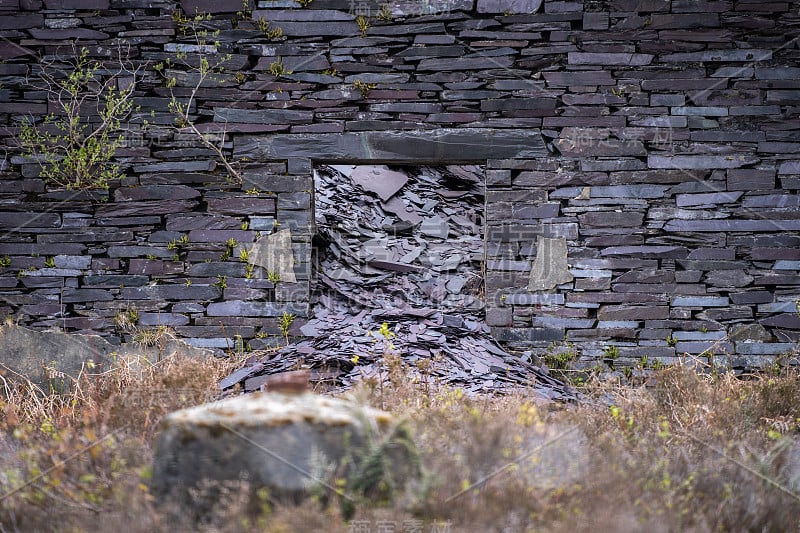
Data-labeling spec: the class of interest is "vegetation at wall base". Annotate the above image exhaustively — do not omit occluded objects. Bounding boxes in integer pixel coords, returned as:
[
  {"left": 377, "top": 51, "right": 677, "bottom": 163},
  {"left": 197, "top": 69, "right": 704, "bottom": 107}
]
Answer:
[{"left": 1, "top": 353, "right": 798, "bottom": 532}]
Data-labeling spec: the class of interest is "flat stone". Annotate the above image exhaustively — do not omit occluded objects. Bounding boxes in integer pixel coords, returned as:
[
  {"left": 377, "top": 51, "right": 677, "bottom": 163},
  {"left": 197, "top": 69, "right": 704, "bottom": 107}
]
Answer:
[
  {"left": 705, "top": 270, "right": 754, "bottom": 288},
  {"left": 568, "top": 52, "right": 653, "bottom": 65},
  {"left": 760, "top": 314, "right": 800, "bottom": 329},
  {"left": 206, "top": 300, "right": 307, "bottom": 317},
  {"left": 676, "top": 191, "right": 743, "bottom": 207},
  {"left": 734, "top": 343, "right": 795, "bottom": 355},
  {"left": 662, "top": 49, "right": 772, "bottom": 63},
  {"left": 504, "top": 293, "right": 565, "bottom": 305},
  {"left": 597, "top": 305, "right": 669, "bottom": 321},
  {"left": 235, "top": 129, "right": 547, "bottom": 163},
  {"left": 671, "top": 296, "right": 729, "bottom": 307},
  {"left": 477, "top": 0, "right": 542, "bottom": 13},
  {"left": 649, "top": 155, "right": 760, "bottom": 169},
  {"left": 665, "top": 220, "right": 800, "bottom": 232},
  {"left": 213, "top": 108, "right": 314, "bottom": 125}
]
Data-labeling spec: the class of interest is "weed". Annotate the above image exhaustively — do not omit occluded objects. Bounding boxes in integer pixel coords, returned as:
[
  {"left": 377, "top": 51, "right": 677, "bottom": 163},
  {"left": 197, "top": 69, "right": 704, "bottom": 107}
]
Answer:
[
  {"left": 356, "top": 15, "right": 370, "bottom": 36},
  {"left": 667, "top": 335, "right": 678, "bottom": 347},
  {"left": 255, "top": 17, "right": 283, "bottom": 39},
  {"left": 543, "top": 341, "right": 577, "bottom": 370},
  {"left": 132, "top": 325, "right": 174, "bottom": 348},
  {"left": 113, "top": 307, "right": 139, "bottom": 331},
  {"left": 376, "top": 3, "right": 393, "bottom": 21},
  {"left": 353, "top": 79, "right": 377, "bottom": 97},
  {"left": 267, "top": 270, "right": 281, "bottom": 283},
  {"left": 214, "top": 275, "right": 227, "bottom": 289},
  {"left": 0, "top": 255, "right": 10, "bottom": 268},
  {"left": 268, "top": 58, "right": 292, "bottom": 78},
  {"left": 279, "top": 311, "right": 295, "bottom": 344},
  {"left": 44, "top": 256, "right": 55, "bottom": 268},
  {"left": 244, "top": 263, "right": 255, "bottom": 279},
  {"left": 239, "top": 248, "right": 249, "bottom": 262},
  {"left": 603, "top": 344, "right": 619, "bottom": 360}
]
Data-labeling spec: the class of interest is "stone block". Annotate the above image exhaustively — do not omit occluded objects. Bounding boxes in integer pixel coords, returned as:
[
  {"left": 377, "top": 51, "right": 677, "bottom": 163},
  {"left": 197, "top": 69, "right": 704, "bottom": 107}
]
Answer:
[
  {"left": 477, "top": 0, "right": 542, "bottom": 13},
  {"left": 151, "top": 392, "right": 420, "bottom": 519},
  {"left": 597, "top": 305, "right": 669, "bottom": 321}
]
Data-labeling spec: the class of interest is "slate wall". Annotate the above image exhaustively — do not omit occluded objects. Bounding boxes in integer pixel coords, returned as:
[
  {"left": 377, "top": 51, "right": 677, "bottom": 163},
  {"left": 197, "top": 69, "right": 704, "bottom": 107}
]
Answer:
[{"left": 0, "top": 0, "right": 798, "bottom": 367}]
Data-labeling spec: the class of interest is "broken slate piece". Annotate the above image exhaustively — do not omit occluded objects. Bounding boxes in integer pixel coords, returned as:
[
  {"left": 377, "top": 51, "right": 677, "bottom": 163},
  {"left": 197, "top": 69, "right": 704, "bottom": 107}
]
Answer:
[
  {"left": 350, "top": 165, "right": 409, "bottom": 201},
  {"left": 528, "top": 236, "right": 574, "bottom": 291},
  {"left": 420, "top": 215, "right": 450, "bottom": 239},
  {"left": 247, "top": 228, "right": 297, "bottom": 283}
]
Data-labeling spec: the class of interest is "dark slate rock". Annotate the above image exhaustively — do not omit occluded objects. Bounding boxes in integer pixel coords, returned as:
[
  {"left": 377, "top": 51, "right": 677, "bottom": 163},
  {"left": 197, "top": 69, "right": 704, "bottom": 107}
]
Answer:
[
  {"left": 0, "top": 212, "right": 60, "bottom": 228},
  {"left": 662, "top": 49, "right": 772, "bottom": 63},
  {"left": 251, "top": 9, "right": 354, "bottom": 20},
  {"left": 206, "top": 300, "right": 307, "bottom": 317},
  {"left": 504, "top": 293, "right": 564, "bottom": 305},
  {"left": 121, "top": 285, "right": 222, "bottom": 301},
  {"left": 114, "top": 185, "right": 200, "bottom": 202},
  {"left": 730, "top": 291, "right": 773, "bottom": 305},
  {"left": 212, "top": 108, "right": 312, "bottom": 125},
  {"left": 568, "top": 52, "right": 653, "bottom": 65},
  {"left": 96, "top": 200, "right": 197, "bottom": 217},
  {"left": 742, "top": 195, "right": 800, "bottom": 208},
  {"left": 601, "top": 246, "right": 688, "bottom": 258},
  {"left": 649, "top": 155, "right": 760, "bottom": 169},
  {"left": 491, "top": 327, "right": 564, "bottom": 342},
  {"left": 235, "top": 129, "right": 547, "bottom": 162},
  {"left": 760, "top": 314, "right": 800, "bottom": 329},
  {"left": 665, "top": 220, "right": 800, "bottom": 232},
  {"left": 616, "top": 269, "right": 675, "bottom": 283},
  {"left": 418, "top": 56, "right": 514, "bottom": 71},
  {"left": 578, "top": 211, "right": 644, "bottom": 227},
  {"left": 206, "top": 197, "right": 276, "bottom": 215},
  {"left": 0, "top": 13, "right": 43, "bottom": 30},
  {"left": 84, "top": 275, "right": 149, "bottom": 287},
  {"left": 187, "top": 263, "right": 247, "bottom": 277},
  {"left": 727, "top": 169, "right": 776, "bottom": 191},
  {"left": 677, "top": 260, "right": 748, "bottom": 271},
  {"left": 704, "top": 270, "right": 753, "bottom": 288},
  {"left": 735, "top": 343, "right": 795, "bottom": 355},
  {"left": 62, "top": 289, "right": 114, "bottom": 303},
  {"left": 29, "top": 28, "right": 108, "bottom": 39},
  {"left": 543, "top": 71, "right": 615, "bottom": 86},
  {"left": 597, "top": 305, "right": 669, "bottom": 321},
  {"left": 138, "top": 313, "right": 190, "bottom": 327},
  {"left": 672, "top": 296, "right": 729, "bottom": 307},
  {"left": 477, "top": 0, "right": 542, "bottom": 13},
  {"left": 676, "top": 191, "right": 743, "bottom": 207}
]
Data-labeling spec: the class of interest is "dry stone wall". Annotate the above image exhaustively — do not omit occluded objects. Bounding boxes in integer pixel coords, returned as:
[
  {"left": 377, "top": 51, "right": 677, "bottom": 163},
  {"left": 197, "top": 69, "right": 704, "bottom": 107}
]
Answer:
[{"left": 0, "top": 0, "right": 798, "bottom": 368}]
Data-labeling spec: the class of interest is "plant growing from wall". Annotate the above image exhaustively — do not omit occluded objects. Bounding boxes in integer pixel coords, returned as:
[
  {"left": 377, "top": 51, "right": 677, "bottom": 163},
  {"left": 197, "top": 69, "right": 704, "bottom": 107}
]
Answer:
[
  {"left": 356, "top": 15, "right": 370, "bottom": 37},
  {"left": 353, "top": 79, "right": 377, "bottom": 98},
  {"left": 158, "top": 11, "right": 246, "bottom": 184},
  {"left": 279, "top": 311, "right": 295, "bottom": 345},
  {"left": 18, "top": 46, "right": 143, "bottom": 190}
]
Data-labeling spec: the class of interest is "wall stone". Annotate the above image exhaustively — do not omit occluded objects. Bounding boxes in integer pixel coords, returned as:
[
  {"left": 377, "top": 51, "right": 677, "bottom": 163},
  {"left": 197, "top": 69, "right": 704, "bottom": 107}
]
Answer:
[{"left": 0, "top": 0, "right": 798, "bottom": 369}]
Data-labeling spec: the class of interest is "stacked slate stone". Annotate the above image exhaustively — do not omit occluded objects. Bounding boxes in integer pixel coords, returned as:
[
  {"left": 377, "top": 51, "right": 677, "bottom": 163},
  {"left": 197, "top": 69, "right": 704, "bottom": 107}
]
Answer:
[
  {"left": 0, "top": 0, "right": 798, "bottom": 371},
  {"left": 221, "top": 165, "right": 572, "bottom": 399}
]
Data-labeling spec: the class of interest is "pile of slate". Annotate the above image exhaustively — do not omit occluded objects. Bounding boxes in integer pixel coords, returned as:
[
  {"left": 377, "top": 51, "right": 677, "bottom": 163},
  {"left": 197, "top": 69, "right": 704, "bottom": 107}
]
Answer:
[{"left": 221, "top": 165, "right": 572, "bottom": 400}]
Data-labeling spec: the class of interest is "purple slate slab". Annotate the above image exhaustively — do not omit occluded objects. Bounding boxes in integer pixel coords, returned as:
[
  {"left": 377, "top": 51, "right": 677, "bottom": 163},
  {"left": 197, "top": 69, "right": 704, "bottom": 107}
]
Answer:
[{"left": 349, "top": 165, "right": 409, "bottom": 201}]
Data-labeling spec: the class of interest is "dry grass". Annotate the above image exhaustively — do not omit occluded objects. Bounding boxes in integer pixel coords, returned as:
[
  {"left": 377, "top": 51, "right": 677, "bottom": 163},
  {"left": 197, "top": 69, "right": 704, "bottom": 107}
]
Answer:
[{"left": 1, "top": 350, "right": 799, "bottom": 532}]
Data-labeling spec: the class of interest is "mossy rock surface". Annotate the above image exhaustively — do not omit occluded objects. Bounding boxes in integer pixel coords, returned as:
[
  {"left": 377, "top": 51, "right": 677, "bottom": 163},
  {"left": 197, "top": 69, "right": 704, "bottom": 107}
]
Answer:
[{"left": 151, "top": 391, "right": 421, "bottom": 517}]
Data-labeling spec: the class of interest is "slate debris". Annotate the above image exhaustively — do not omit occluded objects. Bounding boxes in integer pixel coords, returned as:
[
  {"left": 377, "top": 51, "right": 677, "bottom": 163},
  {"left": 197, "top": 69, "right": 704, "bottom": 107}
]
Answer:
[{"left": 221, "top": 165, "right": 572, "bottom": 401}]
